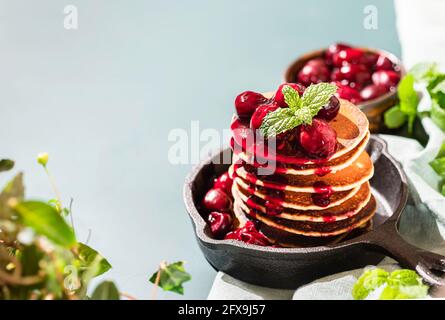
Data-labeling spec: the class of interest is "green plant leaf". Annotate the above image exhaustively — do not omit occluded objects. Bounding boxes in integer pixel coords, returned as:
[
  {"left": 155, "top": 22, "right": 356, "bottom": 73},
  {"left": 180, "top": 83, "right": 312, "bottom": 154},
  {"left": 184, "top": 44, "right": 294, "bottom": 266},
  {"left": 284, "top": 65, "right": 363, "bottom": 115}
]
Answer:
[
  {"left": 149, "top": 261, "right": 191, "bottom": 295},
  {"left": 0, "top": 173, "right": 25, "bottom": 219},
  {"left": 282, "top": 85, "right": 301, "bottom": 109},
  {"left": 431, "top": 99, "right": 445, "bottom": 132},
  {"left": 387, "top": 269, "right": 423, "bottom": 287},
  {"left": 430, "top": 158, "right": 445, "bottom": 176},
  {"left": 384, "top": 105, "right": 407, "bottom": 129},
  {"left": 0, "top": 159, "right": 14, "bottom": 172},
  {"left": 352, "top": 268, "right": 389, "bottom": 300},
  {"left": 410, "top": 62, "right": 439, "bottom": 82},
  {"left": 301, "top": 83, "right": 337, "bottom": 111},
  {"left": 13, "top": 201, "right": 76, "bottom": 248},
  {"left": 398, "top": 74, "right": 418, "bottom": 134},
  {"left": 260, "top": 107, "right": 301, "bottom": 138},
  {"left": 91, "top": 281, "right": 120, "bottom": 300},
  {"left": 77, "top": 242, "right": 112, "bottom": 277}
]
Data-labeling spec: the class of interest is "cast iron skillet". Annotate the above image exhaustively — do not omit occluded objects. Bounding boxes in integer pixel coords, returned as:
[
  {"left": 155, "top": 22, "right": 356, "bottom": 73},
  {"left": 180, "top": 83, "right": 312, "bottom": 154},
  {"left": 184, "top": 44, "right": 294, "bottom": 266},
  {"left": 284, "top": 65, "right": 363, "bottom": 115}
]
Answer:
[{"left": 184, "top": 135, "right": 445, "bottom": 289}]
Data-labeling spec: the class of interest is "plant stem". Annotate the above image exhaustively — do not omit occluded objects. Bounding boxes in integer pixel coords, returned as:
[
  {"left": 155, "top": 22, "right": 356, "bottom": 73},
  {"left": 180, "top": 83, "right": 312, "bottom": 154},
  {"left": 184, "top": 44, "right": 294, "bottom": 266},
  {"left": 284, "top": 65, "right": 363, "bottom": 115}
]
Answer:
[
  {"left": 150, "top": 261, "right": 166, "bottom": 300},
  {"left": 44, "top": 167, "right": 63, "bottom": 210}
]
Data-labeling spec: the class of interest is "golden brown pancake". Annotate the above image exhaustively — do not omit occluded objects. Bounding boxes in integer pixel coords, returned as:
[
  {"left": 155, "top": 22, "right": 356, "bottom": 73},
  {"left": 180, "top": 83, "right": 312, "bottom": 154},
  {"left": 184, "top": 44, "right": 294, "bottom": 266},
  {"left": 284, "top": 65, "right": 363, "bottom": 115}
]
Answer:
[
  {"left": 234, "top": 132, "right": 370, "bottom": 176},
  {"left": 233, "top": 176, "right": 360, "bottom": 210},
  {"left": 234, "top": 182, "right": 371, "bottom": 221},
  {"left": 232, "top": 151, "right": 374, "bottom": 193},
  {"left": 259, "top": 220, "right": 373, "bottom": 248},
  {"left": 236, "top": 195, "right": 376, "bottom": 237}
]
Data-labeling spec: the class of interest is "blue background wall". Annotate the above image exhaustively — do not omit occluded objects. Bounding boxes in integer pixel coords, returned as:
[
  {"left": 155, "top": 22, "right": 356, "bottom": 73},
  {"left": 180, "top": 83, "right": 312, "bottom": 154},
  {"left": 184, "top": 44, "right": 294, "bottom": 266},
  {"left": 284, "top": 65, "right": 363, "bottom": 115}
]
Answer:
[{"left": 0, "top": 0, "right": 400, "bottom": 299}]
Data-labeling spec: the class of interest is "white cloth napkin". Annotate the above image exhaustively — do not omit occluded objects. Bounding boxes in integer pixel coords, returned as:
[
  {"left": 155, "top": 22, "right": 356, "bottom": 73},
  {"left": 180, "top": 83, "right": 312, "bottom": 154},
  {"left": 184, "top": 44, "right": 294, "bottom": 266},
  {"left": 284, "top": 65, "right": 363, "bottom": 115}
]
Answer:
[{"left": 208, "top": 118, "right": 445, "bottom": 300}]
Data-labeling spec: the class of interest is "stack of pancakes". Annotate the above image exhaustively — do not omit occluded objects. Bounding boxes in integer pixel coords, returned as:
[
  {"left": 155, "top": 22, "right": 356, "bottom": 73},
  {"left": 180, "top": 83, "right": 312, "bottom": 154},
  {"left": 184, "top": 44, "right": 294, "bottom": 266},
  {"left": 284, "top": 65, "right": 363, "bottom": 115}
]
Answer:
[{"left": 229, "top": 98, "right": 376, "bottom": 247}]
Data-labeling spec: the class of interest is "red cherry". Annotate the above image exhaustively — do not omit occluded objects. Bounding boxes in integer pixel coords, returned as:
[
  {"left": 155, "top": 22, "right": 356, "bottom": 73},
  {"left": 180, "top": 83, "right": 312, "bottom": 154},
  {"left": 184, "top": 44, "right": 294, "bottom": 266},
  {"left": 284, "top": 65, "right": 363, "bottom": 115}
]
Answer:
[
  {"left": 202, "top": 188, "right": 232, "bottom": 212},
  {"left": 299, "top": 118, "right": 337, "bottom": 159},
  {"left": 297, "top": 58, "right": 330, "bottom": 86},
  {"left": 207, "top": 212, "right": 233, "bottom": 239},
  {"left": 250, "top": 102, "right": 279, "bottom": 130},
  {"left": 316, "top": 96, "right": 340, "bottom": 121},
  {"left": 224, "top": 221, "right": 269, "bottom": 246},
  {"left": 213, "top": 172, "right": 233, "bottom": 194},
  {"left": 338, "top": 64, "right": 371, "bottom": 84},
  {"left": 235, "top": 91, "right": 268, "bottom": 118},
  {"left": 372, "top": 70, "right": 401, "bottom": 89},
  {"left": 363, "top": 52, "right": 379, "bottom": 69},
  {"left": 335, "top": 85, "right": 362, "bottom": 104},
  {"left": 325, "top": 43, "right": 351, "bottom": 64},
  {"left": 332, "top": 48, "right": 366, "bottom": 67},
  {"left": 375, "top": 55, "right": 394, "bottom": 71},
  {"left": 273, "top": 83, "right": 305, "bottom": 107},
  {"left": 360, "top": 84, "right": 389, "bottom": 101}
]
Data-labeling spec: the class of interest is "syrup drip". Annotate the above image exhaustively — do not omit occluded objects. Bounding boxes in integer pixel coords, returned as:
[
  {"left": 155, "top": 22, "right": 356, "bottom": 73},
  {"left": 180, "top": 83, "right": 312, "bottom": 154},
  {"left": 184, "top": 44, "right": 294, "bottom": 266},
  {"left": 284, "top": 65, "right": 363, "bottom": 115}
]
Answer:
[{"left": 312, "top": 181, "right": 333, "bottom": 208}]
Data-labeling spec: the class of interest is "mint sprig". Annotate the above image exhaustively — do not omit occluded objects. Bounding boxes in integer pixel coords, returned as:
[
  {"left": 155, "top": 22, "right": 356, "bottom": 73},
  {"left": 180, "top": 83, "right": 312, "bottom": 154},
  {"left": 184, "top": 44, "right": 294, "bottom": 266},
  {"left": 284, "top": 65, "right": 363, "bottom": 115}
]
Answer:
[
  {"left": 260, "top": 83, "right": 337, "bottom": 137},
  {"left": 352, "top": 268, "right": 429, "bottom": 300}
]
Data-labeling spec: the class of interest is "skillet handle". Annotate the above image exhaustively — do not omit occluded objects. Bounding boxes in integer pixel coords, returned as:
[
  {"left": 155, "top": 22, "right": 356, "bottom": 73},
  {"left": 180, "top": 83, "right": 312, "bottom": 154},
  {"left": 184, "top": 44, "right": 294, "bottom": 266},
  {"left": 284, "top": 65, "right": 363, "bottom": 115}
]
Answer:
[{"left": 367, "top": 223, "right": 445, "bottom": 287}]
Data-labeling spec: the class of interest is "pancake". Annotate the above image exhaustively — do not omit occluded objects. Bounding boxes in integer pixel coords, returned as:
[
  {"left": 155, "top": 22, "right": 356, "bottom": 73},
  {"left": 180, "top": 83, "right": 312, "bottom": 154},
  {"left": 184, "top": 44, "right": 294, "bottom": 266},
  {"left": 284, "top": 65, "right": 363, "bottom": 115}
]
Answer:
[
  {"left": 233, "top": 176, "right": 360, "bottom": 210},
  {"left": 230, "top": 98, "right": 369, "bottom": 165},
  {"left": 233, "top": 181, "right": 371, "bottom": 221},
  {"left": 233, "top": 132, "right": 370, "bottom": 176},
  {"left": 232, "top": 151, "right": 374, "bottom": 193},
  {"left": 258, "top": 220, "right": 373, "bottom": 248},
  {"left": 236, "top": 195, "right": 377, "bottom": 237}
]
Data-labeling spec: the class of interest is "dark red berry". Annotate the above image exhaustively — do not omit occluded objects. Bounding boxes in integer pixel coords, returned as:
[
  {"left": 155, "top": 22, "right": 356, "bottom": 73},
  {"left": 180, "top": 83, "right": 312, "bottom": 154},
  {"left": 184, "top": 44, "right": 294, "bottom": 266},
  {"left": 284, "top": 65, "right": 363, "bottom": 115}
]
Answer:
[
  {"left": 299, "top": 118, "right": 337, "bottom": 159},
  {"left": 213, "top": 172, "right": 233, "bottom": 194},
  {"left": 224, "top": 221, "right": 269, "bottom": 246},
  {"left": 360, "top": 84, "right": 388, "bottom": 101},
  {"left": 208, "top": 212, "right": 233, "bottom": 239},
  {"left": 316, "top": 96, "right": 340, "bottom": 121},
  {"left": 264, "top": 201, "right": 283, "bottom": 216},
  {"left": 250, "top": 102, "right": 279, "bottom": 130},
  {"left": 372, "top": 70, "right": 400, "bottom": 89},
  {"left": 273, "top": 83, "right": 305, "bottom": 107},
  {"left": 363, "top": 52, "right": 379, "bottom": 69},
  {"left": 338, "top": 64, "right": 371, "bottom": 84},
  {"left": 297, "top": 58, "right": 330, "bottom": 86},
  {"left": 332, "top": 48, "right": 367, "bottom": 67},
  {"left": 375, "top": 55, "right": 394, "bottom": 71},
  {"left": 335, "top": 85, "right": 362, "bottom": 104},
  {"left": 202, "top": 188, "right": 232, "bottom": 212},
  {"left": 235, "top": 91, "right": 268, "bottom": 118},
  {"left": 325, "top": 43, "right": 351, "bottom": 64}
]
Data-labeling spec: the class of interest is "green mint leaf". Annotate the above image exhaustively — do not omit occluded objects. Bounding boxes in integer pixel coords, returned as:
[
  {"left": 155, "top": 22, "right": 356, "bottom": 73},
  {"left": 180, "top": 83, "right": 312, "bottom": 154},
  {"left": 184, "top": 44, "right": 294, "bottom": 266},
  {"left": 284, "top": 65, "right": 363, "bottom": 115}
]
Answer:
[
  {"left": 91, "top": 281, "right": 120, "bottom": 300},
  {"left": 149, "top": 261, "right": 191, "bottom": 295},
  {"left": 302, "top": 83, "right": 337, "bottom": 111},
  {"left": 387, "top": 269, "right": 424, "bottom": 287},
  {"left": 260, "top": 107, "right": 301, "bottom": 138},
  {"left": 0, "top": 159, "right": 14, "bottom": 172},
  {"left": 432, "top": 79, "right": 445, "bottom": 95},
  {"left": 440, "top": 179, "right": 445, "bottom": 196},
  {"left": 430, "top": 158, "right": 445, "bottom": 176},
  {"left": 384, "top": 105, "right": 407, "bottom": 129},
  {"left": 379, "top": 285, "right": 411, "bottom": 300},
  {"left": 435, "top": 141, "right": 445, "bottom": 159},
  {"left": 431, "top": 100, "right": 445, "bottom": 132},
  {"left": 282, "top": 85, "right": 301, "bottom": 109},
  {"left": 398, "top": 74, "right": 418, "bottom": 134},
  {"left": 410, "top": 62, "right": 439, "bottom": 82},
  {"left": 77, "top": 242, "right": 112, "bottom": 277},
  {"left": 260, "top": 83, "right": 337, "bottom": 137},
  {"left": 352, "top": 268, "right": 389, "bottom": 300},
  {"left": 13, "top": 200, "right": 76, "bottom": 248}
]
